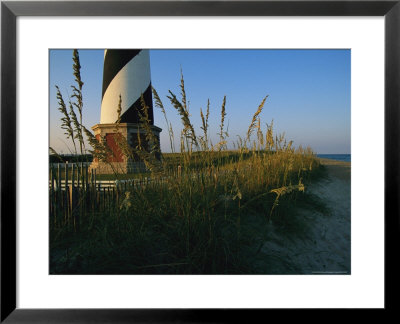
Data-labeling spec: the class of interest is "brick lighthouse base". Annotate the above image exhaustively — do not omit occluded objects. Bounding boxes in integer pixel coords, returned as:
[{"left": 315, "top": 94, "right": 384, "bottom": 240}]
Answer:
[{"left": 89, "top": 123, "right": 162, "bottom": 174}]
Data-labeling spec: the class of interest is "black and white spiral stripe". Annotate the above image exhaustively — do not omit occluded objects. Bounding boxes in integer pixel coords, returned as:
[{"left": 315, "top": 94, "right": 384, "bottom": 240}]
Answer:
[{"left": 100, "top": 49, "right": 154, "bottom": 124}]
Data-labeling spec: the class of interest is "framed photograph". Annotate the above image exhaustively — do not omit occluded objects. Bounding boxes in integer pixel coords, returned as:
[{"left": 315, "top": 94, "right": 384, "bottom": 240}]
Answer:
[{"left": 1, "top": 0, "right": 399, "bottom": 322}]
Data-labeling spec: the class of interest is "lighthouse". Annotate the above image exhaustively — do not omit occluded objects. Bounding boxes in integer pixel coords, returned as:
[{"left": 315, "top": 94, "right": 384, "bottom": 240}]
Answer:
[{"left": 90, "top": 49, "right": 162, "bottom": 174}]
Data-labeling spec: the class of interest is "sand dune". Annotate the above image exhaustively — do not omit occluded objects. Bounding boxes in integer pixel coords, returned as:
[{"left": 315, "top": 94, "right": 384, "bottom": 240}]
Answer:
[{"left": 257, "top": 158, "right": 351, "bottom": 274}]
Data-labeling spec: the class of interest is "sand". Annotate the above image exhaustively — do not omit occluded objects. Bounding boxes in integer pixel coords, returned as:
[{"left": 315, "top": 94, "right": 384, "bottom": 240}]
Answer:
[{"left": 256, "top": 158, "right": 351, "bottom": 274}]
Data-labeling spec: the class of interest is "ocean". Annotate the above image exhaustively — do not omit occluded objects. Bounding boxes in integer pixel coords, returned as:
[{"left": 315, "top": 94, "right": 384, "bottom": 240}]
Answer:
[{"left": 316, "top": 154, "right": 351, "bottom": 162}]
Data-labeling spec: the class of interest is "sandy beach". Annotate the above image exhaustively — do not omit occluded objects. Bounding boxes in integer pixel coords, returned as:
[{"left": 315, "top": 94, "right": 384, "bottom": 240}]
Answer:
[{"left": 256, "top": 158, "right": 351, "bottom": 274}]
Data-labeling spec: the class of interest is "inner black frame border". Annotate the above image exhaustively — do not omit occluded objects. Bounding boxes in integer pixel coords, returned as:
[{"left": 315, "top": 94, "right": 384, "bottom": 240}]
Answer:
[{"left": 1, "top": 1, "right": 399, "bottom": 322}]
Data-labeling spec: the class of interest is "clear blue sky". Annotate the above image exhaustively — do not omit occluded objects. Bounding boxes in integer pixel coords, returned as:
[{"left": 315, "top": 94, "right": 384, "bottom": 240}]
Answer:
[{"left": 49, "top": 49, "right": 350, "bottom": 154}]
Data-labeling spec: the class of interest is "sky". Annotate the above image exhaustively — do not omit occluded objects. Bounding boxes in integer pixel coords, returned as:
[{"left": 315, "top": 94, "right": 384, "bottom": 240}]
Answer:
[{"left": 49, "top": 49, "right": 350, "bottom": 154}]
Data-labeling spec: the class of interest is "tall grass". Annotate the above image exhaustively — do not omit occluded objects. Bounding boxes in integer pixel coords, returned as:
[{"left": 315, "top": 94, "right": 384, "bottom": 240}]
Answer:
[{"left": 50, "top": 50, "right": 323, "bottom": 274}]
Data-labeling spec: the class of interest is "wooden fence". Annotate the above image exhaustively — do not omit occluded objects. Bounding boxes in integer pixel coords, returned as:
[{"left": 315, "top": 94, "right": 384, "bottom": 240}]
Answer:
[
  {"left": 49, "top": 163, "right": 117, "bottom": 230},
  {"left": 49, "top": 163, "right": 177, "bottom": 230}
]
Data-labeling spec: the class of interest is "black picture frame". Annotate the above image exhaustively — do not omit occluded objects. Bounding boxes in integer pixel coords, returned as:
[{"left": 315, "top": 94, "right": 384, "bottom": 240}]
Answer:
[{"left": 1, "top": 0, "right": 399, "bottom": 322}]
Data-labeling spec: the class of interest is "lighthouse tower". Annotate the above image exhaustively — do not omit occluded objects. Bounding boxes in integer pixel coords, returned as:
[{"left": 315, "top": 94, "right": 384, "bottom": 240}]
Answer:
[{"left": 90, "top": 49, "right": 162, "bottom": 174}]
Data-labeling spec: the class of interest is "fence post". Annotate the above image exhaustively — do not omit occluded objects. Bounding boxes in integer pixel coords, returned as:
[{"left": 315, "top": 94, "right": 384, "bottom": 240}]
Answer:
[
  {"left": 57, "top": 164, "right": 61, "bottom": 192},
  {"left": 71, "top": 163, "right": 75, "bottom": 189},
  {"left": 85, "top": 165, "right": 89, "bottom": 192},
  {"left": 84, "top": 164, "right": 88, "bottom": 212},
  {"left": 50, "top": 166, "right": 54, "bottom": 192},
  {"left": 104, "top": 187, "right": 106, "bottom": 211},
  {"left": 107, "top": 187, "right": 110, "bottom": 210},
  {"left": 89, "top": 169, "right": 95, "bottom": 210},
  {"left": 64, "top": 162, "right": 69, "bottom": 225},
  {"left": 56, "top": 164, "right": 62, "bottom": 222},
  {"left": 50, "top": 167, "right": 54, "bottom": 222},
  {"left": 77, "top": 163, "right": 80, "bottom": 189},
  {"left": 90, "top": 168, "right": 94, "bottom": 190},
  {"left": 94, "top": 169, "right": 98, "bottom": 209},
  {"left": 65, "top": 161, "right": 69, "bottom": 189},
  {"left": 71, "top": 163, "right": 76, "bottom": 229}
]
